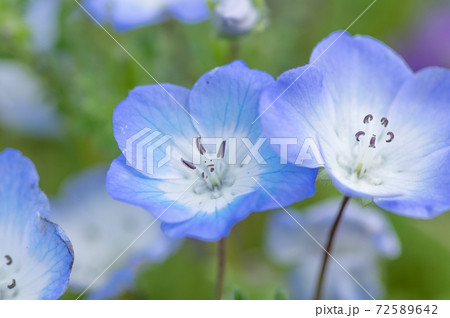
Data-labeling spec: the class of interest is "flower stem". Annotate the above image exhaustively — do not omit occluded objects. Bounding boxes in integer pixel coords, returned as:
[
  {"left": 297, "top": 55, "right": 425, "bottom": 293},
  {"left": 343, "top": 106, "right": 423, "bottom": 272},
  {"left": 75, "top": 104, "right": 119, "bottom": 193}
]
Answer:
[
  {"left": 215, "top": 237, "right": 227, "bottom": 300},
  {"left": 313, "top": 196, "right": 351, "bottom": 300},
  {"left": 227, "top": 39, "right": 240, "bottom": 63}
]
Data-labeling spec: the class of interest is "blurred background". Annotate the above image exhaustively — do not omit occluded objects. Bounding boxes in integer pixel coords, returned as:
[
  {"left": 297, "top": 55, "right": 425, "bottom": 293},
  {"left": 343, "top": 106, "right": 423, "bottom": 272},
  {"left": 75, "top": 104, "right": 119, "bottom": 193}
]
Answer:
[{"left": 1, "top": 0, "right": 450, "bottom": 299}]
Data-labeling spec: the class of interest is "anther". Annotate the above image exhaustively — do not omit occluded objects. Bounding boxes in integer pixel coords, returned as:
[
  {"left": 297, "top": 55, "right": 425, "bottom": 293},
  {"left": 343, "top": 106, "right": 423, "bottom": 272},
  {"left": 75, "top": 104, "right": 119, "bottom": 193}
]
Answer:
[
  {"left": 355, "top": 131, "right": 365, "bottom": 142},
  {"left": 217, "top": 140, "right": 226, "bottom": 159},
  {"left": 369, "top": 135, "right": 377, "bottom": 148},
  {"left": 5, "top": 255, "right": 12, "bottom": 265},
  {"left": 181, "top": 158, "right": 196, "bottom": 170},
  {"left": 196, "top": 136, "right": 206, "bottom": 155},
  {"left": 363, "top": 114, "right": 373, "bottom": 124},
  {"left": 386, "top": 132, "right": 394, "bottom": 143},
  {"left": 7, "top": 279, "right": 16, "bottom": 289},
  {"left": 381, "top": 117, "right": 389, "bottom": 127}
]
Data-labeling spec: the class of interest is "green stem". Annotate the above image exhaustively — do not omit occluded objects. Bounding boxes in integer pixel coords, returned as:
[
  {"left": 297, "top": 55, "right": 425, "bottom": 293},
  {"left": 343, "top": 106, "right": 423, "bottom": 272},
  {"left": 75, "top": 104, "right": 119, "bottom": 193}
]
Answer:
[
  {"left": 313, "top": 196, "right": 351, "bottom": 300},
  {"left": 227, "top": 39, "right": 240, "bottom": 63},
  {"left": 215, "top": 238, "right": 227, "bottom": 300}
]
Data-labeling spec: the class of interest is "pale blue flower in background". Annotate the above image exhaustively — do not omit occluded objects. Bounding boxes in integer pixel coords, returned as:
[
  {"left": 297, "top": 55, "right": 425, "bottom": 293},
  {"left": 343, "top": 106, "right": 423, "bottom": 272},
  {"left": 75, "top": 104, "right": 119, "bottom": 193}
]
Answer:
[
  {"left": 51, "top": 167, "right": 180, "bottom": 299},
  {"left": 266, "top": 200, "right": 401, "bottom": 300},
  {"left": 24, "top": 0, "right": 61, "bottom": 53},
  {"left": 0, "top": 148, "right": 73, "bottom": 300},
  {"left": 0, "top": 60, "right": 62, "bottom": 138},
  {"left": 82, "top": 0, "right": 209, "bottom": 31},
  {"left": 213, "top": 0, "right": 260, "bottom": 36}
]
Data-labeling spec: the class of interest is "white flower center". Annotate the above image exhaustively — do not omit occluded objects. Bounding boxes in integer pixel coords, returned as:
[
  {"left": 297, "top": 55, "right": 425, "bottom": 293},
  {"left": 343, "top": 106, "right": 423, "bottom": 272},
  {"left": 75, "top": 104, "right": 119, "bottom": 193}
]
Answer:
[
  {"left": 181, "top": 137, "right": 237, "bottom": 197},
  {"left": 336, "top": 114, "right": 395, "bottom": 186},
  {"left": 160, "top": 136, "right": 260, "bottom": 214}
]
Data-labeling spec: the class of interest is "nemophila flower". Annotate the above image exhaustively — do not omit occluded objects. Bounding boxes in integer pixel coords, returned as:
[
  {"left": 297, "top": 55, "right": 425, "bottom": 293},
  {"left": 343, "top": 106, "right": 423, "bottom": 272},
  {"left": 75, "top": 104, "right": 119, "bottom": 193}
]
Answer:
[
  {"left": 24, "top": 0, "right": 61, "bottom": 53},
  {"left": 107, "top": 61, "right": 317, "bottom": 241},
  {"left": 82, "top": 0, "right": 209, "bottom": 31},
  {"left": 260, "top": 31, "right": 450, "bottom": 219},
  {"left": 0, "top": 148, "right": 73, "bottom": 300},
  {"left": 266, "top": 200, "right": 400, "bottom": 300},
  {"left": 397, "top": 4, "right": 450, "bottom": 71},
  {"left": 51, "top": 167, "right": 180, "bottom": 299},
  {"left": 213, "top": 0, "right": 260, "bottom": 36},
  {"left": 0, "top": 60, "right": 62, "bottom": 137}
]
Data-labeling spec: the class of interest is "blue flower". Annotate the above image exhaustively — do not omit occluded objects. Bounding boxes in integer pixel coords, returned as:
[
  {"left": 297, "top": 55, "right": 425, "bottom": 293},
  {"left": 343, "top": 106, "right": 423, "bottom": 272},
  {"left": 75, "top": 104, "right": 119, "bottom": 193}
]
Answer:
[
  {"left": 82, "top": 0, "right": 209, "bottom": 31},
  {"left": 260, "top": 31, "right": 450, "bottom": 219},
  {"left": 0, "top": 148, "right": 73, "bottom": 300},
  {"left": 0, "top": 60, "right": 62, "bottom": 138},
  {"left": 107, "top": 61, "right": 317, "bottom": 241},
  {"left": 266, "top": 200, "right": 400, "bottom": 300},
  {"left": 51, "top": 167, "right": 180, "bottom": 299}
]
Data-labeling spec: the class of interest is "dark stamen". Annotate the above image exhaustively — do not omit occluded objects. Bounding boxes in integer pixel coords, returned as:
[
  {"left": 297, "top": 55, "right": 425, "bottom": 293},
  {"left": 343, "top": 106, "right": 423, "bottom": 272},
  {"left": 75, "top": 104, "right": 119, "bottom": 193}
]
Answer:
[
  {"left": 210, "top": 167, "right": 215, "bottom": 173},
  {"left": 363, "top": 114, "right": 373, "bottom": 124},
  {"left": 386, "top": 132, "right": 394, "bottom": 143},
  {"left": 181, "top": 158, "right": 196, "bottom": 170},
  {"left": 5, "top": 255, "right": 12, "bottom": 266},
  {"left": 196, "top": 136, "right": 206, "bottom": 155},
  {"left": 355, "top": 131, "right": 365, "bottom": 142},
  {"left": 381, "top": 117, "right": 389, "bottom": 127},
  {"left": 217, "top": 140, "right": 226, "bottom": 159},
  {"left": 369, "top": 135, "right": 377, "bottom": 148},
  {"left": 7, "top": 279, "right": 16, "bottom": 289}
]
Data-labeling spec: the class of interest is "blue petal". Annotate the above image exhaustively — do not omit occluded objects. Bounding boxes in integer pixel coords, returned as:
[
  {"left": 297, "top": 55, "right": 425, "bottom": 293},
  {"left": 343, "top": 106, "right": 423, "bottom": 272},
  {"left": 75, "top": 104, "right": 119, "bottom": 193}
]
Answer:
[
  {"left": 373, "top": 67, "right": 450, "bottom": 218},
  {"left": 0, "top": 149, "right": 73, "bottom": 300},
  {"left": 310, "top": 31, "right": 412, "bottom": 117},
  {"left": 259, "top": 65, "right": 333, "bottom": 168},
  {"left": 107, "top": 155, "right": 199, "bottom": 223},
  {"left": 82, "top": 0, "right": 110, "bottom": 25},
  {"left": 189, "top": 60, "right": 274, "bottom": 140},
  {"left": 253, "top": 143, "right": 317, "bottom": 211},
  {"left": 160, "top": 192, "right": 260, "bottom": 241},
  {"left": 33, "top": 217, "right": 74, "bottom": 300},
  {"left": 169, "top": 0, "right": 209, "bottom": 23},
  {"left": 112, "top": 83, "right": 199, "bottom": 179}
]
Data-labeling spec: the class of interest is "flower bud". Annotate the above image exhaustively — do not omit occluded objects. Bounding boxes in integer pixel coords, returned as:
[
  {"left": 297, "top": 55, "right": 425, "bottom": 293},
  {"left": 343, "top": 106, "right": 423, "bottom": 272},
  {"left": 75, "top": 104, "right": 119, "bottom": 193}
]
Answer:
[{"left": 213, "top": 0, "right": 259, "bottom": 36}]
